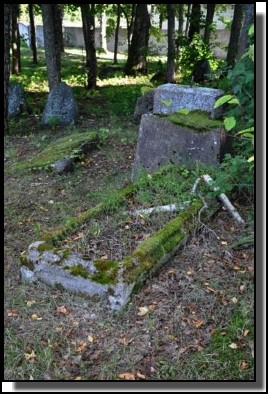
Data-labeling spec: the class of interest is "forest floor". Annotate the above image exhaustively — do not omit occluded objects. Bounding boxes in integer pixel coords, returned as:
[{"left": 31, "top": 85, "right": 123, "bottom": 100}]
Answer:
[
  {"left": 4, "top": 115, "right": 254, "bottom": 382},
  {"left": 4, "top": 47, "right": 255, "bottom": 382}
]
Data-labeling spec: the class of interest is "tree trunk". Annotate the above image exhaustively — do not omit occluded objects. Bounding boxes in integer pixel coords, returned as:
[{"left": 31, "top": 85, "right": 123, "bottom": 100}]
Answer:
[
  {"left": 237, "top": 4, "right": 254, "bottom": 59},
  {"left": 11, "top": 4, "right": 21, "bottom": 74},
  {"left": 99, "top": 12, "right": 107, "bottom": 53},
  {"left": 121, "top": 4, "right": 137, "bottom": 54},
  {"left": 167, "top": 4, "right": 176, "bottom": 83},
  {"left": 185, "top": 4, "right": 192, "bottom": 36},
  {"left": 188, "top": 4, "right": 201, "bottom": 40},
  {"left": 4, "top": 4, "right": 11, "bottom": 134},
  {"left": 204, "top": 4, "right": 215, "bottom": 44},
  {"left": 41, "top": 4, "right": 61, "bottom": 91},
  {"left": 159, "top": 12, "right": 163, "bottom": 30},
  {"left": 226, "top": 4, "right": 245, "bottom": 67},
  {"left": 128, "top": 4, "right": 137, "bottom": 52},
  {"left": 80, "top": 4, "right": 97, "bottom": 89},
  {"left": 178, "top": 4, "right": 184, "bottom": 35},
  {"left": 56, "top": 5, "right": 64, "bottom": 53},
  {"left": 29, "top": 4, "right": 37, "bottom": 64},
  {"left": 113, "top": 4, "right": 121, "bottom": 64},
  {"left": 176, "top": 4, "right": 184, "bottom": 62},
  {"left": 124, "top": 4, "right": 151, "bottom": 76}
]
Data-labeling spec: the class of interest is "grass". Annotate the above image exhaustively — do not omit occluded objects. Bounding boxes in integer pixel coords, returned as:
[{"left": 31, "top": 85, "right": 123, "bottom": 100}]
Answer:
[{"left": 4, "top": 47, "right": 254, "bottom": 381}]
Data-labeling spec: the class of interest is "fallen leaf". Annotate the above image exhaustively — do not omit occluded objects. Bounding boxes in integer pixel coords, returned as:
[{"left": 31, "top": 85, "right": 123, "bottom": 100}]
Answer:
[
  {"left": 229, "top": 342, "right": 238, "bottom": 349},
  {"left": 100, "top": 254, "right": 108, "bottom": 260},
  {"left": 75, "top": 342, "right": 88, "bottom": 352},
  {"left": 239, "top": 361, "right": 249, "bottom": 370},
  {"left": 220, "top": 331, "right": 227, "bottom": 336},
  {"left": 26, "top": 300, "right": 36, "bottom": 307},
  {"left": 136, "top": 372, "right": 146, "bottom": 379},
  {"left": 243, "top": 329, "right": 249, "bottom": 337},
  {"left": 148, "top": 304, "right": 157, "bottom": 311},
  {"left": 87, "top": 335, "right": 94, "bottom": 343},
  {"left": 221, "top": 241, "right": 227, "bottom": 245},
  {"left": 239, "top": 284, "right": 246, "bottom": 293},
  {"left": 24, "top": 350, "right": 37, "bottom": 361},
  {"left": 178, "top": 346, "right": 188, "bottom": 355},
  {"left": 118, "top": 337, "right": 128, "bottom": 345},
  {"left": 55, "top": 327, "right": 63, "bottom": 333},
  {"left": 118, "top": 373, "right": 135, "bottom": 380},
  {"left": 56, "top": 306, "right": 69, "bottom": 315},
  {"left": 206, "top": 286, "right": 217, "bottom": 293},
  {"left": 137, "top": 306, "right": 149, "bottom": 316},
  {"left": 74, "top": 376, "right": 82, "bottom": 380},
  {"left": 166, "top": 269, "right": 177, "bottom": 275},
  {"left": 232, "top": 297, "right": 238, "bottom": 304},
  {"left": 233, "top": 265, "right": 241, "bottom": 270},
  {"left": 193, "top": 319, "right": 204, "bottom": 328},
  {"left": 7, "top": 309, "right": 18, "bottom": 317},
  {"left": 187, "top": 271, "right": 192, "bottom": 275},
  {"left": 31, "top": 313, "right": 43, "bottom": 320}
]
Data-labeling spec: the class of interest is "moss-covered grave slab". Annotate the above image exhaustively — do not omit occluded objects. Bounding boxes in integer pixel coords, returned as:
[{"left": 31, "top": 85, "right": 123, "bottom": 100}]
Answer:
[
  {"left": 20, "top": 198, "right": 214, "bottom": 311},
  {"left": 17, "top": 131, "right": 99, "bottom": 171}
]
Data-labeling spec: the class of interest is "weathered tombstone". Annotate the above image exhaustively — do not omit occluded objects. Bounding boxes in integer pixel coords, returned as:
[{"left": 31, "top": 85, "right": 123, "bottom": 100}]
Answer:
[
  {"left": 153, "top": 84, "right": 223, "bottom": 119},
  {"left": 192, "top": 59, "right": 211, "bottom": 83},
  {"left": 132, "top": 114, "right": 228, "bottom": 178},
  {"left": 42, "top": 82, "right": 78, "bottom": 125},
  {"left": 8, "top": 82, "right": 29, "bottom": 119}
]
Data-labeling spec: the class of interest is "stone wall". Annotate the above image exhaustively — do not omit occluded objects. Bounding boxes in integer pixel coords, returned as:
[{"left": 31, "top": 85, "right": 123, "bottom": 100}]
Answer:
[{"left": 19, "top": 22, "right": 230, "bottom": 59}]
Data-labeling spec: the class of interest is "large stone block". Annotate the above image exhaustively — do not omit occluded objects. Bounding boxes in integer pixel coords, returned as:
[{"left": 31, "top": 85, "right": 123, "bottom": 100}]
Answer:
[
  {"left": 42, "top": 82, "right": 78, "bottom": 125},
  {"left": 132, "top": 114, "right": 228, "bottom": 178},
  {"left": 153, "top": 84, "right": 223, "bottom": 118}
]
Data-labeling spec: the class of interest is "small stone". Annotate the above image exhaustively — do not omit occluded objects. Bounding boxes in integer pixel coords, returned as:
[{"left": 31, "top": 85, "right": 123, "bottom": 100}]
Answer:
[{"left": 53, "top": 158, "right": 74, "bottom": 174}]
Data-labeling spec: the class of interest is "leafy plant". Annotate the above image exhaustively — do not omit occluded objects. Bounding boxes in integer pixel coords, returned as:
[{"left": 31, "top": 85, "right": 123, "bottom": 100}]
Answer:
[
  {"left": 178, "top": 33, "right": 220, "bottom": 81},
  {"left": 214, "top": 25, "right": 254, "bottom": 167}
]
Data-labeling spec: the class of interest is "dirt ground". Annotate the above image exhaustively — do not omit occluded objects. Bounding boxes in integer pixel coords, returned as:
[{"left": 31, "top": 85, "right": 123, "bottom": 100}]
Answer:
[{"left": 4, "top": 126, "right": 254, "bottom": 381}]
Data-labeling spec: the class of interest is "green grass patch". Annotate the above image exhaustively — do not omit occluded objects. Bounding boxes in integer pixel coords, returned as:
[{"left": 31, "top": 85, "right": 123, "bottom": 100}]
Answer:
[{"left": 180, "top": 310, "right": 254, "bottom": 380}]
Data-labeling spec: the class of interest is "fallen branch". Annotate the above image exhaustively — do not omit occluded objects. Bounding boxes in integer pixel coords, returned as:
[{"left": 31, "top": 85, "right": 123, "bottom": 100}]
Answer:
[
  {"left": 125, "top": 202, "right": 190, "bottom": 216},
  {"left": 125, "top": 174, "right": 244, "bottom": 226},
  {"left": 201, "top": 174, "right": 245, "bottom": 225}
]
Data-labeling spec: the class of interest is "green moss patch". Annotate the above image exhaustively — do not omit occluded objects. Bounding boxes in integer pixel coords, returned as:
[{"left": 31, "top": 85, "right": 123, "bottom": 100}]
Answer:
[
  {"left": 68, "top": 264, "right": 90, "bottom": 279},
  {"left": 17, "top": 130, "right": 99, "bottom": 170},
  {"left": 64, "top": 260, "right": 119, "bottom": 285},
  {"left": 91, "top": 260, "right": 119, "bottom": 285},
  {"left": 162, "top": 109, "right": 223, "bottom": 131}
]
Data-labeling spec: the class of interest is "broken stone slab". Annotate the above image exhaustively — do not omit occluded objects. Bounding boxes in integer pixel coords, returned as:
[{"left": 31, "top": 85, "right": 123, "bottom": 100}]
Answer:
[
  {"left": 132, "top": 114, "right": 228, "bottom": 178},
  {"left": 153, "top": 84, "right": 223, "bottom": 119},
  {"left": 42, "top": 82, "right": 78, "bottom": 125},
  {"left": 16, "top": 131, "right": 99, "bottom": 172},
  {"left": 21, "top": 199, "right": 215, "bottom": 311},
  {"left": 8, "top": 82, "right": 29, "bottom": 119}
]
